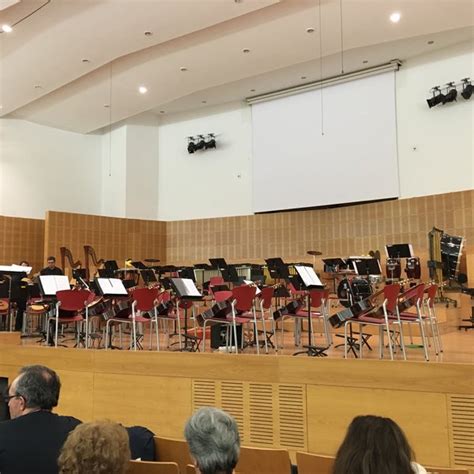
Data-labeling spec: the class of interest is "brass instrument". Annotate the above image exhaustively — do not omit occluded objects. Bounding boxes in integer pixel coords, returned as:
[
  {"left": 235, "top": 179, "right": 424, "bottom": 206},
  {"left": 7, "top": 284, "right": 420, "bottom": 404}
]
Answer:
[{"left": 83, "top": 245, "right": 105, "bottom": 280}]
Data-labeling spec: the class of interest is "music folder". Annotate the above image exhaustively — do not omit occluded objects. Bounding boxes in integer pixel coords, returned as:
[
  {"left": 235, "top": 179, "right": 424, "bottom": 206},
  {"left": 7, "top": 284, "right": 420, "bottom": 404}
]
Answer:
[
  {"left": 39, "top": 275, "right": 70, "bottom": 297},
  {"left": 170, "top": 278, "right": 202, "bottom": 300},
  {"left": 294, "top": 265, "right": 324, "bottom": 289},
  {"left": 96, "top": 278, "right": 128, "bottom": 296}
]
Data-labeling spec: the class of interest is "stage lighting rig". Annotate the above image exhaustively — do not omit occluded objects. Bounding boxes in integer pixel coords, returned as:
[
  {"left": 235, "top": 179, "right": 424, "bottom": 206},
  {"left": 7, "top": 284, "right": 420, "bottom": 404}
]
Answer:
[
  {"left": 186, "top": 133, "right": 217, "bottom": 154},
  {"left": 442, "top": 82, "right": 457, "bottom": 104},
  {"left": 426, "top": 87, "right": 444, "bottom": 108},
  {"left": 461, "top": 78, "right": 473, "bottom": 100}
]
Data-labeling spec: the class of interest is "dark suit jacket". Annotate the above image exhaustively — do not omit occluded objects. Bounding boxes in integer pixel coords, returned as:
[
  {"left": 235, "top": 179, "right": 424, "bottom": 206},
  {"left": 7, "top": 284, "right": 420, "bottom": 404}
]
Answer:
[{"left": 0, "top": 410, "right": 81, "bottom": 474}]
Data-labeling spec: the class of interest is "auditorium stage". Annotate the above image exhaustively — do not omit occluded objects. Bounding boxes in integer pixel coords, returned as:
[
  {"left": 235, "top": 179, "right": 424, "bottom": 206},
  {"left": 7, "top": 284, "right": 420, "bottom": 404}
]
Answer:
[{"left": 0, "top": 340, "right": 472, "bottom": 470}]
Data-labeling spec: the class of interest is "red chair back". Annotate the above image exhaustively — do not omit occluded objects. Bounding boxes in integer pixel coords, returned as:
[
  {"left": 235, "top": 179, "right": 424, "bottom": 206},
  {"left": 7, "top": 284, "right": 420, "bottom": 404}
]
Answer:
[
  {"left": 426, "top": 284, "right": 437, "bottom": 307},
  {"left": 133, "top": 287, "right": 159, "bottom": 312},
  {"left": 232, "top": 285, "right": 257, "bottom": 312},
  {"left": 56, "top": 290, "right": 91, "bottom": 312},
  {"left": 309, "top": 289, "right": 325, "bottom": 309},
  {"left": 158, "top": 291, "right": 171, "bottom": 303},
  {"left": 214, "top": 290, "right": 233, "bottom": 303},
  {"left": 383, "top": 284, "right": 400, "bottom": 313},
  {"left": 259, "top": 287, "right": 274, "bottom": 310},
  {"left": 210, "top": 276, "right": 224, "bottom": 286}
]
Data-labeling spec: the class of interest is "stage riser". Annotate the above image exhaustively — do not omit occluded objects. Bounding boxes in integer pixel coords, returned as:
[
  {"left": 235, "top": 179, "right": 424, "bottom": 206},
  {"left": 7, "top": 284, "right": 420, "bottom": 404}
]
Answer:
[{"left": 0, "top": 346, "right": 472, "bottom": 469}]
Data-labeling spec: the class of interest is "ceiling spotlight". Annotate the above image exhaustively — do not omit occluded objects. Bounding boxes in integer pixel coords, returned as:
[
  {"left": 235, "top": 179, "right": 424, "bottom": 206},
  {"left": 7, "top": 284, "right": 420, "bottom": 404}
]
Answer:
[
  {"left": 389, "top": 12, "right": 401, "bottom": 23},
  {"left": 180, "top": 66, "right": 188, "bottom": 72},
  {"left": 442, "top": 83, "right": 457, "bottom": 104},
  {"left": 362, "top": 60, "right": 369, "bottom": 64},
  {"left": 306, "top": 27, "right": 315, "bottom": 33},
  {"left": 1, "top": 24, "right": 12, "bottom": 33},
  {"left": 81, "top": 58, "right": 90, "bottom": 63},
  {"left": 144, "top": 31, "right": 153, "bottom": 36},
  {"left": 242, "top": 48, "right": 251, "bottom": 53},
  {"left": 301, "top": 76, "right": 307, "bottom": 80},
  {"left": 159, "top": 110, "right": 165, "bottom": 114},
  {"left": 104, "top": 104, "right": 110, "bottom": 108},
  {"left": 250, "top": 89, "right": 256, "bottom": 92},
  {"left": 187, "top": 137, "right": 196, "bottom": 154},
  {"left": 461, "top": 78, "right": 473, "bottom": 100},
  {"left": 201, "top": 100, "right": 207, "bottom": 104},
  {"left": 426, "top": 87, "right": 444, "bottom": 108},
  {"left": 34, "top": 85, "right": 43, "bottom": 89},
  {"left": 138, "top": 86, "right": 148, "bottom": 94},
  {"left": 427, "top": 40, "right": 434, "bottom": 45},
  {"left": 205, "top": 134, "right": 216, "bottom": 149}
]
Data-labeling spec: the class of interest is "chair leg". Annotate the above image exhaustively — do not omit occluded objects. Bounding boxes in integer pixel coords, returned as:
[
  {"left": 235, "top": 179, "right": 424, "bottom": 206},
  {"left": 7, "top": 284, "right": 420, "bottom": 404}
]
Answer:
[
  {"left": 418, "top": 319, "right": 429, "bottom": 361},
  {"left": 385, "top": 324, "right": 394, "bottom": 360},
  {"left": 398, "top": 322, "right": 407, "bottom": 360},
  {"left": 262, "top": 316, "right": 268, "bottom": 354},
  {"left": 55, "top": 316, "right": 59, "bottom": 348},
  {"left": 359, "top": 324, "right": 363, "bottom": 359},
  {"left": 344, "top": 322, "right": 349, "bottom": 359},
  {"left": 233, "top": 321, "right": 239, "bottom": 354},
  {"left": 132, "top": 319, "right": 137, "bottom": 351},
  {"left": 272, "top": 318, "right": 278, "bottom": 352},
  {"left": 254, "top": 315, "right": 260, "bottom": 355}
]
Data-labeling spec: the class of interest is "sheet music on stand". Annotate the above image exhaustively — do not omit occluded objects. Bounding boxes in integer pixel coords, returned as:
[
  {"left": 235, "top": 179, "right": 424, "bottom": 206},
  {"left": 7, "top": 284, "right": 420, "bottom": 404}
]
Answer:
[
  {"left": 39, "top": 275, "right": 70, "bottom": 297},
  {"left": 170, "top": 278, "right": 202, "bottom": 300},
  {"left": 0, "top": 264, "right": 33, "bottom": 275},
  {"left": 294, "top": 265, "right": 324, "bottom": 289},
  {"left": 96, "top": 278, "right": 128, "bottom": 296}
]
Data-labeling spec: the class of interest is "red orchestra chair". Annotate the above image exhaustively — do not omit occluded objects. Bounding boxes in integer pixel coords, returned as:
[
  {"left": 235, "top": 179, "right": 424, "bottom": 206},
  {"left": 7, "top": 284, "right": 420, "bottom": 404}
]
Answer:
[{"left": 48, "top": 290, "right": 91, "bottom": 348}]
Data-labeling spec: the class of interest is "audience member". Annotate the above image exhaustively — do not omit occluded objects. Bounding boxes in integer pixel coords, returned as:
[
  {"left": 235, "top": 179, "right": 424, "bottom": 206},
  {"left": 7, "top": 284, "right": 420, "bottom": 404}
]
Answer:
[
  {"left": 0, "top": 365, "right": 81, "bottom": 474},
  {"left": 58, "top": 421, "right": 131, "bottom": 474},
  {"left": 333, "top": 415, "right": 427, "bottom": 474},
  {"left": 185, "top": 407, "right": 240, "bottom": 474}
]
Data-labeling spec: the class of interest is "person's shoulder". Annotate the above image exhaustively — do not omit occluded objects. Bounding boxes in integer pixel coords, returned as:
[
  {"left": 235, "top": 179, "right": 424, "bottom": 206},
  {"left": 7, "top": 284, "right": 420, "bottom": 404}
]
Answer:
[
  {"left": 53, "top": 413, "right": 81, "bottom": 425},
  {"left": 411, "top": 461, "right": 427, "bottom": 474}
]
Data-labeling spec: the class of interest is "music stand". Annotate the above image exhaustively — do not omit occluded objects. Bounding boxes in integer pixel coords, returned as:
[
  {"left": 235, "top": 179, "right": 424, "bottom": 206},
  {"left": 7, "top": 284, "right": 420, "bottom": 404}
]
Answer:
[
  {"left": 39, "top": 275, "right": 70, "bottom": 297},
  {"left": 170, "top": 278, "right": 203, "bottom": 352},
  {"left": 209, "top": 258, "right": 228, "bottom": 270},
  {"left": 96, "top": 278, "right": 128, "bottom": 297},
  {"left": 265, "top": 258, "right": 289, "bottom": 280},
  {"left": 352, "top": 258, "right": 382, "bottom": 277},
  {"left": 385, "top": 243, "right": 414, "bottom": 259},
  {"left": 292, "top": 265, "right": 328, "bottom": 357}
]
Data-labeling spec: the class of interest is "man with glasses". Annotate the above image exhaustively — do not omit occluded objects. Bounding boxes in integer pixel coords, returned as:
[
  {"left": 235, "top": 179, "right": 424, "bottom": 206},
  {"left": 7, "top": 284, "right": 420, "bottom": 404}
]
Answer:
[
  {"left": 40, "top": 256, "right": 64, "bottom": 276},
  {"left": 0, "top": 365, "right": 81, "bottom": 474}
]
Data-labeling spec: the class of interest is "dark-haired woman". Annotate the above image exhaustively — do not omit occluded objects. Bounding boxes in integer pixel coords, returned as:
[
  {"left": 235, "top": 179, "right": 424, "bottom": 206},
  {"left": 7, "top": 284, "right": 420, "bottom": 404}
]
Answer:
[{"left": 333, "top": 415, "right": 427, "bottom": 474}]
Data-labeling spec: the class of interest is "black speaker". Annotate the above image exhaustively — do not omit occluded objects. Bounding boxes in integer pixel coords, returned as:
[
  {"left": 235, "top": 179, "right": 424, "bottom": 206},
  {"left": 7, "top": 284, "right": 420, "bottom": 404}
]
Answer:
[{"left": 210, "top": 324, "right": 242, "bottom": 349}]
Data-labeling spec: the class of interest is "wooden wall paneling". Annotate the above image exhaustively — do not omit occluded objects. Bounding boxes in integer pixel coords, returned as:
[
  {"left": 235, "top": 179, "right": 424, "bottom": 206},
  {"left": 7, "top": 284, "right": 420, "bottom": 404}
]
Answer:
[
  {"left": 0, "top": 215, "right": 44, "bottom": 272},
  {"left": 93, "top": 373, "right": 191, "bottom": 437},
  {"left": 165, "top": 191, "right": 473, "bottom": 283},
  {"left": 306, "top": 385, "right": 450, "bottom": 468}
]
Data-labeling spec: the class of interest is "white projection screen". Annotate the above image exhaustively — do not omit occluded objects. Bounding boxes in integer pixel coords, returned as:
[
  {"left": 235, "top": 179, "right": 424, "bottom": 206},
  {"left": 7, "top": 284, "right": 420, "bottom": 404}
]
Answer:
[{"left": 252, "top": 71, "right": 399, "bottom": 213}]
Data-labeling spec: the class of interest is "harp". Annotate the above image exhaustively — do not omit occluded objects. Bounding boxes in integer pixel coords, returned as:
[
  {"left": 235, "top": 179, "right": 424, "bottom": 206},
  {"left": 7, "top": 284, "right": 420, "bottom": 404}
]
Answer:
[{"left": 84, "top": 245, "right": 105, "bottom": 280}]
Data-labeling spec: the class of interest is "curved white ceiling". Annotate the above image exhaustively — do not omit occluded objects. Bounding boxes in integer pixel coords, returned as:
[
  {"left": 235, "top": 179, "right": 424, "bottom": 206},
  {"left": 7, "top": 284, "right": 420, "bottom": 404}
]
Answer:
[{"left": 1, "top": 0, "right": 473, "bottom": 133}]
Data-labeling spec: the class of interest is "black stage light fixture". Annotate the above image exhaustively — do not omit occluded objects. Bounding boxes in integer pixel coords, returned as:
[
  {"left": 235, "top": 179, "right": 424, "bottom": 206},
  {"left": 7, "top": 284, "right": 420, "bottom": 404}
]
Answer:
[
  {"left": 194, "top": 135, "right": 206, "bottom": 151},
  {"left": 461, "top": 78, "right": 473, "bottom": 100},
  {"left": 205, "top": 133, "right": 216, "bottom": 149},
  {"left": 427, "top": 86, "right": 444, "bottom": 108},
  {"left": 442, "top": 82, "right": 457, "bottom": 104},
  {"left": 187, "top": 137, "right": 196, "bottom": 154}
]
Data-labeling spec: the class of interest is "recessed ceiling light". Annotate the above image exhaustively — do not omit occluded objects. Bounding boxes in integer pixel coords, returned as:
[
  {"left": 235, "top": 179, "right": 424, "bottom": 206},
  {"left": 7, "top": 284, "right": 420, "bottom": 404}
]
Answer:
[
  {"left": 159, "top": 110, "right": 165, "bottom": 114},
  {"left": 144, "top": 31, "right": 153, "bottom": 36},
  {"left": 250, "top": 89, "right": 256, "bottom": 92},
  {"left": 389, "top": 12, "right": 401, "bottom": 23},
  {"left": 104, "top": 104, "right": 110, "bottom": 108},
  {"left": 138, "top": 86, "right": 148, "bottom": 94},
  {"left": 201, "top": 100, "right": 207, "bottom": 104},
  {"left": 306, "top": 27, "right": 315, "bottom": 33},
  {"left": 242, "top": 48, "right": 251, "bottom": 53},
  {"left": 427, "top": 40, "right": 434, "bottom": 45},
  {"left": 1, "top": 24, "right": 12, "bottom": 33},
  {"left": 81, "top": 58, "right": 90, "bottom": 63},
  {"left": 180, "top": 66, "right": 188, "bottom": 72},
  {"left": 34, "top": 85, "right": 42, "bottom": 89},
  {"left": 301, "top": 76, "right": 307, "bottom": 80},
  {"left": 363, "top": 60, "right": 368, "bottom": 64}
]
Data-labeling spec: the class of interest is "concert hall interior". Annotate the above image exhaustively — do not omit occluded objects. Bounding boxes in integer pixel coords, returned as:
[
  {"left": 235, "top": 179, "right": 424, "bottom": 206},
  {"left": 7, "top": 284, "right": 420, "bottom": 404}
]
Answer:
[{"left": 0, "top": 1, "right": 473, "bottom": 473}]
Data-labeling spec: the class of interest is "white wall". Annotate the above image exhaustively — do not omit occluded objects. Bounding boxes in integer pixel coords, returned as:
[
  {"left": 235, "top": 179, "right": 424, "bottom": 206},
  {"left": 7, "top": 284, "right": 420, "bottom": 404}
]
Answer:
[
  {"left": 157, "top": 102, "right": 252, "bottom": 221},
  {"left": 100, "top": 124, "right": 127, "bottom": 218},
  {"left": 0, "top": 118, "right": 102, "bottom": 219},
  {"left": 125, "top": 113, "right": 159, "bottom": 220},
  {"left": 397, "top": 41, "right": 473, "bottom": 198}
]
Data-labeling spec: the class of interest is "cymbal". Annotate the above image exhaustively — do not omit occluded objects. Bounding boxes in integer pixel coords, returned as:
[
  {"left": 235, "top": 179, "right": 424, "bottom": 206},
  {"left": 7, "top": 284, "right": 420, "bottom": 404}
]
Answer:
[
  {"left": 144, "top": 258, "right": 160, "bottom": 263},
  {"left": 307, "top": 250, "right": 322, "bottom": 256}
]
